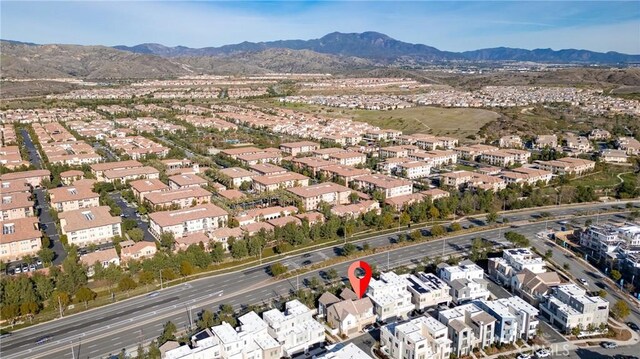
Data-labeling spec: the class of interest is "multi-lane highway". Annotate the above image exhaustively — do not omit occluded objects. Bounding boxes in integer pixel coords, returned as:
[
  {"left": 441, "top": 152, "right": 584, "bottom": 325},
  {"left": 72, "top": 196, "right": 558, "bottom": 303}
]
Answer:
[{"left": 1, "top": 202, "right": 638, "bottom": 359}]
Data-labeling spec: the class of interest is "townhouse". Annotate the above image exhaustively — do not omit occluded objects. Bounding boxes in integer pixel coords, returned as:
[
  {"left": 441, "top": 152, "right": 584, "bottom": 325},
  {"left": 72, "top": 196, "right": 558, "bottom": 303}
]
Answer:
[
  {"left": 312, "top": 147, "right": 346, "bottom": 160},
  {"left": 383, "top": 188, "right": 450, "bottom": 211},
  {"left": 379, "top": 145, "right": 419, "bottom": 159},
  {"left": 105, "top": 136, "right": 168, "bottom": 159},
  {"left": 234, "top": 206, "right": 298, "bottom": 226},
  {"left": 352, "top": 174, "right": 413, "bottom": 199},
  {"left": 120, "top": 240, "right": 157, "bottom": 262},
  {"left": 331, "top": 200, "right": 380, "bottom": 218},
  {"left": 287, "top": 182, "right": 352, "bottom": 211},
  {"left": 252, "top": 172, "right": 310, "bottom": 192},
  {"left": 148, "top": 203, "right": 228, "bottom": 239},
  {"left": 579, "top": 225, "right": 625, "bottom": 260},
  {"left": 405, "top": 272, "right": 452, "bottom": 310},
  {"left": 59, "top": 206, "right": 122, "bottom": 247},
  {"left": 511, "top": 269, "right": 562, "bottom": 306},
  {"left": 291, "top": 157, "right": 334, "bottom": 176},
  {"left": 0, "top": 169, "right": 51, "bottom": 188},
  {"left": 130, "top": 178, "right": 169, "bottom": 202},
  {"left": 248, "top": 163, "right": 288, "bottom": 176},
  {"left": 617, "top": 136, "right": 640, "bottom": 156},
  {"left": 410, "top": 150, "right": 457, "bottom": 167},
  {"left": 318, "top": 343, "right": 373, "bottom": 359},
  {"left": 588, "top": 129, "right": 611, "bottom": 141},
  {"left": 41, "top": 141, "right": 102, "bottom": 166},
  {"left": 49, "top": 184, "right": 100, "bottom": 212},
  {"left": 237, "top": 150, "right": 284, "bottom": 166},
  {"left": 396, "top": 161, "right": 431, "bottom": 179},
  {"left": 262, "top": 300, "right": 325, "bottom": 357},
  {"left": 168, "top": 174, "right": 208, "bottom": 189},
  {"left": 144, "top": 187, "right": 212, "bottom": 210},
  {"left": 0, "top": 217, "right": 41, "bottom": 262},
  {"left": 488, "top": 248, "right": 547, "bottom": 288},
  {"left": 279, "top": 141, "right": 320, "bottom": 156},
  {"left": 60, "top": 170, "right": 84, "bottom": 185},
  {"left": 500, "top": 167, "right": 553, "bottom": 185},
  {"left": 413, "top": 135, "right": 458, "bottom": 150},
  {"left": 539, "top": 284, "right": 609, "bottom": 334},
  {"left": 327, "top": 151, "right": 366, "bottom": 167},
  {"left": 367, "top": 271, "right": 414, "bottom": 322},
  {"left": 438, "top": 260, "right": 491, "bottom": 304},
  {"left": 0, "top": 145, "right": 29, "bottom": 169},
  {"left": 380, "top": 316, "right": 452, "bottom": 359},
  {"left": 454, "top": 144, "right": 499, "bottom": 161},
  {"left": 441, "top": 171, "right": 506, "bottom": 191},
  {"left": 209, "top": 227, "right": 244, "bottom": 250},
  {"left": 534, "top": 157, "right": 595, "bottom": 176},
  {"left": 438, "top": 304, "right": 496, "bottom": 357},
  {"left": 0, "top": 180, "right": 31, "bottom": 196},
  {"left": 534, "top": 135, "right": 558, "bottom": 149},
  {"left": 0, "top": 192, "right": 34, "bottom": 220},
  {"left": 90, "top": 160, "right": 143, "bottom": 181},
  {"left": 320, "top": 291, "right": 376, "bottom": 336},
  {"left": 563, "top": 134, "right": 593, "bottom": 155},
  {"left": 220, "top": 146, "right": 265, "bottom": 160},
  {"left": 475, "top": 297, "right": 539, "bottom": 343},
  {"left": 600, "top": 149, "right": 629, "bottom": 163}
]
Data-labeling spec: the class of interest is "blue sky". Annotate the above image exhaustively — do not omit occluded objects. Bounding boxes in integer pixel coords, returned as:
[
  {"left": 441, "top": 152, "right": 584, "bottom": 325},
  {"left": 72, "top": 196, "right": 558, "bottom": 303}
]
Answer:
[{"left": 1, "top": 1, "right": 639, "bottom": 53}]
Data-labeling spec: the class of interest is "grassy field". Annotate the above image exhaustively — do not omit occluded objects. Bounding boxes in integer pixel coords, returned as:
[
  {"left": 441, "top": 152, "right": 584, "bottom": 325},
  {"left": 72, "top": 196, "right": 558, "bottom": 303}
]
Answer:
[
  {"left": 569, "top": 166, "right": 635, "bottom": 189},
  {"left": 270, "top": 100, "right": 500, "bottom": 138}
]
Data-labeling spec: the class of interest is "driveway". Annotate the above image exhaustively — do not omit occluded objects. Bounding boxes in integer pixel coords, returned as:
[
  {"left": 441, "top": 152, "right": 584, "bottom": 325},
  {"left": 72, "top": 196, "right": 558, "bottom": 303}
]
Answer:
[
  {"left": 109, "top": 192, "right": 154, "bottom": 242},
  {"left": 34, "top": 188, "right": 67, "bottom": 265}
]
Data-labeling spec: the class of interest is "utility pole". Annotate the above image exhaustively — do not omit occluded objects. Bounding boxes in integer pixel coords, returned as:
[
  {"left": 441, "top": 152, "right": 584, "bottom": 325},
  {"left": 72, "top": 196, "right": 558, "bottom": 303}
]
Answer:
[
  {"left": 58, "top": 296, "right": 63, "bottom": 318},
  {"left": 160, "top": 270, "right": 163, "bottom": 290}
]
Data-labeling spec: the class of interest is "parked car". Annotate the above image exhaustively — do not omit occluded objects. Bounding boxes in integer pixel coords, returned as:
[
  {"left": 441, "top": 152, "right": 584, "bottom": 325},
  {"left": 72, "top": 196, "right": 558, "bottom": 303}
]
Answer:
[
  {"left": 517, "top": 353, "right": 532, "bottom": 359},
  {"left": 601, "top": 341, "right": 618, "bottom": 349},
  {"left": 627, "top": 322, "right": 639, "bottom": 331},
  {"left": 29, "top": 264, "right": 36, "bottom": 272},
  {"left": 36, "top": 259, "right": 42, "bottom": 266},
  {"left": 535, "top": 349, "right": 551, "bottom": 358},
  {"left": 14, "top": 267, "right": 21, "bottom": 274},
  {"left": 578, "top": 278, "right": 588, "bottom": 286},
  {"left": 615, "top": 355, "right": 639, "bottom": 359},
  {"left": 21, "top": 264, "right": 28, "bottom": 272}
]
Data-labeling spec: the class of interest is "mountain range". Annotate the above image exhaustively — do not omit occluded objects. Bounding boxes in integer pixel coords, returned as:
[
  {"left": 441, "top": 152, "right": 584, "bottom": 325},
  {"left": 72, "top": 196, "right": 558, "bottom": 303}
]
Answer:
[
  {"left": 113, "top": 31, "right": 640, "bottom": 64},
  {"left": 2, "top": 32, "right": 639, "bottom": 80}
]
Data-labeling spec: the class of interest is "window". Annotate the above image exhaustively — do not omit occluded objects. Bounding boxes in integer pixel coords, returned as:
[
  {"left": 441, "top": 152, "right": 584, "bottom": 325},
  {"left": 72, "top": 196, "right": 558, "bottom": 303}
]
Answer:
[
  {"left": 2, "top": 223, "right": 15, "bottom": 235},
  {"left": 82, "top": 211, "right": 95, "bottom": 221}
]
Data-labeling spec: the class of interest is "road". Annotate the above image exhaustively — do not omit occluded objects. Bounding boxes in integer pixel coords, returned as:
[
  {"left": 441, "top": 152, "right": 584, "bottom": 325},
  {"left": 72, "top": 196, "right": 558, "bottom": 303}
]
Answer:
[
  {"left": 20, "top": 129, "right": 42, "bottom": 169},
  {"left": 1, "top": 202, "right": 638, "bottom": 359}
]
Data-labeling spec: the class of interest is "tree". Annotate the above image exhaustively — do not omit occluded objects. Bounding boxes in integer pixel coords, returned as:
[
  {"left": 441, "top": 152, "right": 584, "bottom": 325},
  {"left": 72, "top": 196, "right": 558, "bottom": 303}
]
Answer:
[
  {"left": 180, "top": 261, "right": 195, "bottom": 276},
  {"left": 75, "top": 287, "right": 97, "bottom": 308},
  {"left": 269, "top": 263, "right": 288, "bottom": 277},
  {"left": 563, "top": 263, "right": 570, "bottom": 270},
  {"left": 429, "top": 206, "right": 440, "bottom": 220},
  {"left": 610, "top": 270, "right": 622, "bottom": 282},
  {"left": 611, "top": 300, "right": 631, "bottom": 320},
  {"left": 51, "top": 290, "right": 70, "bottom": 314},
  {"left": 431, "top": 225, "right": 446, "bottom": 237},
  {"left": 362, "top": 242, "right": 371, "bottom": 251},
  {"left": 197, "top": 309, "right": 216, "bottom": 330},
  {"left": 342, "top": 243, "right": 357, "bottom": 256},
  {"left": 450, "top": 222, "right": 462, "bottom": 232},
  {"left": 210, "top": 242, "right": 225, "bottom": 263},
  {"left": 410, "top": 230, "right": 422, "bottom": 242},
  {"left": 598, "top": 289, "right": 607, "bottom": 298},
  {"left": 118, "top": 276, "right": 138, "bottom": 294},
  {"left": 396, "top": 233, "right": 407, "bottom": 243},
  {"left": 127, "top": 228, "right": 144, "bottom": 242},
  {"left": 571, "top": 325, "right": 582, "bottom": 336},
  {"left": 399, "top": 212, "right": 411, "bottom": 226},
  {"left": 138, "top": 270, "right": 155, "bottom": 285},
  {"left": 159, "top": 321, "right": 177, "bottom": 344},
  {"left": 544, "top": 249, "right": 553, "bottom": 260},
  {"left": 122, "top": 218, "right": 138, "bottom": 231},
  {"left": 37, "top": 247, "right": 55, "bottom": 266},
  {"left": 230, "top": 239, "right": 248, "bottom": 259},
  {"left": 326, "top": 268, "right": 339, "bottom": 282},
  {"left": 486, "top": 211, "right": 498, "bottom": 224},
  {"left": 160, "top": 232, "right": 175, "bottom": 250}
]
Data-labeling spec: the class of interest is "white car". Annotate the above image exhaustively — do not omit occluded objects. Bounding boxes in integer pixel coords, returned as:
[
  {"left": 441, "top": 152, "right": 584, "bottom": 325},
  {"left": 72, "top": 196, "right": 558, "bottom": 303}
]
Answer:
[
  {"left": 578, "top": 278, "right": 588, "bottom": 286},
  {"left": 536, "top": 349, "right": 551, "bottom": 358},
  {"left": 517, "top": 354, "right": 532, "bottom": 359}
]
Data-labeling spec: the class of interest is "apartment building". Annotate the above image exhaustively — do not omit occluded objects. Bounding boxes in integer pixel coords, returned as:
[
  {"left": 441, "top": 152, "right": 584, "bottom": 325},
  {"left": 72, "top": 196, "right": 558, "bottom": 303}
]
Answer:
[
  {"left": 410, "top": 150, "right": 457, "bottom": 167},
  {"left": 49, "top": 184, "right": 99, "bottom": 212},
  {"left": 105, "top": 136, "right": 168, "bottom": 159},
  {"left": 600, "top": 149, "right": 629, "bottom": 163},
  {"left": 353, "top": 174, "right": 413, "bottom": 199},
  {"left": 0, "top": 192, "right": 34, "bottom": 220},
  {"left": 379, "top": 145, "right": 418, "bottom": 159},
  {"left": 144, "top": 187, "right": 212, "bottom": 210},
  {"left": 0, "top": 169, "right": 51, "bottom": 188},
  {"left": 534, "top": 135, "right": 558, "bottom": 149},
  {"left": 148, "top": 203, "right": 228, "bottom": 239},
  {"left": 248, "top": 163, "right": 288, "bottom": 176},
  {"left": 252, "top": 172, "right": 310, "bottom": 192},
  {"left": 539, "top": 284, "right": 609, "bottom": 334},
  {"left": 291, "top": 157, "right": 334, "bottom": 176},
  {"left": 60, "top": 170, "right": 85, "bottom": 185},
  {"left": 413, "top": 135, "right": 458, "bottom": 150},
  {"left": 262, "top": 300, "right": 325, "bottom": 357},
  {"left": 130, "top": 178, "right": 169, "bottom": 202},
  {"left": 395, "top": 161, "right": 430, "bottom": 179},
  {"left": 380, "top": 316, "right": 452, "bottom": 359},
  {"left": 103, "top": 166, "right": 160, "bottom": 183},
  {"left": 168, "top": 174, "right": 208, "bottom": 189},
  {"left": 617, "top": 136, "right": 640, "bottom": 155},
  {"left": 367, "top": 271, "right": 414, "bottom": 321},
  {"left": 534, "top": 157, "right": 595, "bottom": 176},
  {"left": 279, "top": 141, "right": 320, "bottom": 156},
  {"left": 481, "top": 149, "right": 531, "bottom": 167},
  {"left": 90, "top": 160, "right": 143, "bottom": 181},
  {"left": 218, "top": 167, "right": 256, "bottom": 188},
  {"left": 0, "top": 217, "right": 41, "bottom": 262},
  {"left": 579, "top": 225, "right": 624, "bottom": 259},
  {"left": 438, "top": 261, "right": 491, "bottom": 304},
  {"left": 455, "top": 144, "right": 499, "bottom": 161},
  {"left": 0, "top": 145, "right": 29, "bottom": 169},
  {"left": 287, "top": 182, "right": 352, "bottom": 211},
  {"left": 237, "top": 150, "right": 283, "bottom": 166},
  {"left": 405, "top": 273, "right": 452, "bottom": 310},
  {"left": 208, "top": 313, "right": 282, "bottom": 359},
  {"left": 317, "top": 343, "right": 373, "bottom": 359},
  {"left": 319, "top": 165, "right": 370, "bottom": 184},
  {"left": 438, "top": 304, "right": 496, "bottom": 356},
  {"left": 489, "top": 248, "right": 546, "bottom": 287},
  {"left": 59, "top": 206, "right": 122, "bottom": 247},
  {"left": 564, "top": 134, "right": 593, "bottom": 154},
  {"left": 327, "top": 151, "right": 366, "bottom": 167},
  {"left": 0, "top": 180, "right": 31, "bottom": 196},
  {"left": 331, "top": 200, "right": 380, "bottom": 218},
  {"left": 500, "top": 167, "right": 553, "bottom": 185},
  {"left": 475, "top": 297, "right": 540, "bottom": 342},
  {"left": 498, "top": 135, "right": 523, "bottom": 149}
]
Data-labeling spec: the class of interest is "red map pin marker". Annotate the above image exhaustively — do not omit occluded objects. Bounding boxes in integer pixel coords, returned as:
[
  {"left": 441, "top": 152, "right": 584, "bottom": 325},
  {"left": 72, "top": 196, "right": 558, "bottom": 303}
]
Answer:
[{"left": 348, "top": 261, "right": 372, "bottom": 299}]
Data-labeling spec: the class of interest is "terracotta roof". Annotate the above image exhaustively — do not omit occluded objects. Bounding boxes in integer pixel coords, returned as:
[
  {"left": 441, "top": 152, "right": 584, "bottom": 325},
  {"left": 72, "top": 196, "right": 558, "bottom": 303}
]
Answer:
[
  {"left": 0, "top": 169, "right": 50, "bottom": 181},
  {"left": 175, "top": 232, "right": 210, "bottom": 246},
  {"left": 0, "top": 192, "right": 34, "bottom": 210},
  {"left": 219, "top": 167, "right": 256, "bottom": 179},
  {"left": 49, "top": 184, "right": 98, "bottom": 204},
  {"left": 168, "top": 174, "right": 207, "bottom": 186},
  {"left": 90, "top": 160, "right": 142, "bottom": 172},
  {"left": 80, "top": 248, "right": 119, "bottom": 266},
  {"left": 103, "top": 166, "right": 159, "bottom": 179},
  {"left": 253, "top": 172, "right": 308, "bottom": 186},
  {"left": 148, "top": 203, "right": 228, "bottom": 227},
  {"left": 0, "top": 217, "right": 40, "bottom": 243},
  {"left": 60, "top": 170, "right": 84, "bottom": 178},
  {"left": 218, "top": 189, "right": 246, "bottom": 200},
  {"left": 144, "top": 187, "right": 211, "bottom": 205},
  {"left": 287, "top": 182, "right": 350, "bottom": 198},
  {"left": 59, "top": 206, "right": 120, "bottom": 232},
  {"left": 267, "top": 216, "right": 301, "bottom": 228}
]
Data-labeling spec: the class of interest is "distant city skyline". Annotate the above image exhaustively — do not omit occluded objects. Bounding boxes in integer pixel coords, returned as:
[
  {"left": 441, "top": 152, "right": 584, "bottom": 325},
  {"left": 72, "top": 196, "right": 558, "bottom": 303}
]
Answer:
[{"left": 1, "top": 1, "right": 639, "bottom": 54}]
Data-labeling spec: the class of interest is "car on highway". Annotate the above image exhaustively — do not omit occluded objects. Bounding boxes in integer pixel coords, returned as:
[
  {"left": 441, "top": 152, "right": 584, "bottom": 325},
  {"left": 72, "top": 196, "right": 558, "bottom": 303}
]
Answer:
[
  {"left": 578, "top": 278, "right": 588, "bottom": 286},
  {"left": 535, "top": 348, "right": 551, "bottom": 358},
  {"left": 627, "top": 322, "right": 639, "bottom": 331},
  {"left": 601, "top": 341, "right": 618, "bottom": 349},
  {"left": 303, "top": 253, "right": 311, "bottom": 258},
  {"left": 516, "top": 354, "right": 532, "bottom": 359},
  {"left": 35, "top": 336, "right": 52, "bottom": 345},
  {"left": 147, "top": 291, "right": 159, "bottom": 298}
]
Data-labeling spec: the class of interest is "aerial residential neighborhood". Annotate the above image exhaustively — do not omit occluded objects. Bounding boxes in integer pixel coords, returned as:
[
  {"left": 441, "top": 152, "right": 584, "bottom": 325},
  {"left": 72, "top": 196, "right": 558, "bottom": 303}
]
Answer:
[{"left": 1, "top": 2, "right": 640, "bottom": 359}]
